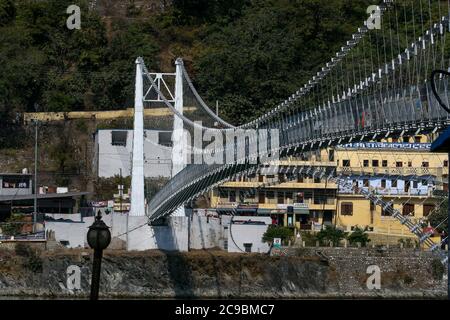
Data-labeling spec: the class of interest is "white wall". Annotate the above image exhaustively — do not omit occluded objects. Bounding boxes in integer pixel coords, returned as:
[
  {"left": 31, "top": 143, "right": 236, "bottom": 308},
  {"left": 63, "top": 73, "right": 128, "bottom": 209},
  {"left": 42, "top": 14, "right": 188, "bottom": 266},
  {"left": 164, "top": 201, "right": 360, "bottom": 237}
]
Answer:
[
  {"left": 46, "top": 213, "right": 189, "bottom": 251},
  {"left": 227, "top": 216, "right": 271, "bottom": 253},
  {"left": 189, "top": 215, "right": 224, "bottom": 249},
  {"left": 45, "top": 221, "right": 87, "bottom": 248},
  {"left": 96, "top": 129, "right": 172, "bottom": 178}
]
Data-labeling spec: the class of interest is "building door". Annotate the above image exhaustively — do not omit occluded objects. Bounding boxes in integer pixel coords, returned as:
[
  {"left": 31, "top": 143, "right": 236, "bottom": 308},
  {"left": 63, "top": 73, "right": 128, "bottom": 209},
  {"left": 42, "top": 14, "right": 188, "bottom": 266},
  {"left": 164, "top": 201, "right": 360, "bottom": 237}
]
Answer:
[
  {"left": 323, "top": 211, "right": 333, "bottom": 225},
  {"left": 243, "top": 243, "right": 252, "bottom": 253}
]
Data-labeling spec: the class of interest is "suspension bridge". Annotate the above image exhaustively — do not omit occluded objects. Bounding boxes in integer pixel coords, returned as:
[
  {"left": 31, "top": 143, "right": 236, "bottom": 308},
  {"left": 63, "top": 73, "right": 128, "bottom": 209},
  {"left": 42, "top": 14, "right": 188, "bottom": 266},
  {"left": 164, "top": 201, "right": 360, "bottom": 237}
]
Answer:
[{"left": 127, "top": 0, "right": 449, "bottom": 265}]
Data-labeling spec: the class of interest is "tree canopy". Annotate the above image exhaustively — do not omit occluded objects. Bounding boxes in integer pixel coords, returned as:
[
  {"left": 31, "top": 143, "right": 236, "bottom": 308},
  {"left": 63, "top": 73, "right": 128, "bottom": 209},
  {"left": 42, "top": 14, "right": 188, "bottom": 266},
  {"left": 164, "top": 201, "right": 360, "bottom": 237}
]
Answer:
[{"left": 0, "top": 0, "right": 372, "bottom": 145}]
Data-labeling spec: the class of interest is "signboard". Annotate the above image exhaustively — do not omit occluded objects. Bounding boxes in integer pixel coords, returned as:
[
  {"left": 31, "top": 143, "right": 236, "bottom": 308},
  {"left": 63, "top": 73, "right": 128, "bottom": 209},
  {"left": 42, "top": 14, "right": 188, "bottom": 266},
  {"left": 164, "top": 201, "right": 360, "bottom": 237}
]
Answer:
[
  {"left": 273, "top": 238, "right": 282, "bottom": 248},
  {"left": 336, "top": 142, "right": 431, "bottom": 150}
]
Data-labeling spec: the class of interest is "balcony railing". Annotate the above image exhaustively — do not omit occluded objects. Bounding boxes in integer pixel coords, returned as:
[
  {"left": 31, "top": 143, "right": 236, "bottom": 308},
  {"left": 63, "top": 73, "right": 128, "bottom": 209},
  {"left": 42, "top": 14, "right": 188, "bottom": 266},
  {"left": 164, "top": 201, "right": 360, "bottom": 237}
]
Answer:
[{"left": 338, "top": 166, "right": 446, "bottom": 176}]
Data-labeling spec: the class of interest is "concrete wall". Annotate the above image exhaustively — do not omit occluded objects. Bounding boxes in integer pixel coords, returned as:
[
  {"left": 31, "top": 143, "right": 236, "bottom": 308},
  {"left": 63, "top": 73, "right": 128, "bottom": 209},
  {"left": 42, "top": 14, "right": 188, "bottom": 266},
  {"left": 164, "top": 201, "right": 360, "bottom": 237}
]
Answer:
[
  {"left": 45, "top": 213, "right": 189, "bottom": 251},
  {"left": 227, "top": 216, "right": 271, "bottom": 253},
  {"left": 96, "top": 129, "right": 172, "bottom": 178},
  {"left": 188, "top": 215, "right": 230, "bottom": 249}
]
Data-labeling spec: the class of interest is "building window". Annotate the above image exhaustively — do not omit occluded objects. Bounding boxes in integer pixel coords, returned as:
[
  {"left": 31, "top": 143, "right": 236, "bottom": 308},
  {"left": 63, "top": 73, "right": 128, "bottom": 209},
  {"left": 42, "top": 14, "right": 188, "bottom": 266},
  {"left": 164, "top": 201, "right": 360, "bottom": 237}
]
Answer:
[
  {"left": 111, "top": 131, "right": 127, "bottom": 146},
  {"left": 314, "top": 177, "right": 321, "bottom": 183},
  {"left": 278, "top": 174, "right": 285, "bottom": 183},
  {"left": 258, "top": 175, "right": 264, "bottom": 182},
  {"left": 239, "top": 190, "right": 245, "bottom": 202},
  {"left": 423, "top": 204, "right": 435, "bottom": 217},
  {"left": 415, "top": 136, "right": 421, "bottom": 143},
  {"left": 266, "top": 191, "right": 274, "bottom": 199},
  {"left": 422, "top": 161, "right": 429, "bottom": 168},
  {"left": 341, "top": 202, "right": 353, "bottom": 216},
  {"left": 391, "top": 180, "right": 398, "bottom": 188},
  {"left": 444, "top": 160, "right": 448, "bottom": 167},
  {"left": 402, "top": 203, "right": 415, "bottom": 216},
  {"left": 381, "top": 203, "right": 393, "bottom": 216},
  {"left": 1, "top": 176, "right": 30, "bottom": 189},
  {"left": 396, "top": 161, "right": 403, "bottom": 167},
  {"left": 158, "top": 131, "right": 172, "bottom": 147},
  {"left": 363, "top": 160, "right": 369, "bottom": 167},
  {"left": 296, "top": 192, "right": 304, "bottom": 203},
  {"left": 408, "top": 161, "right": 412, "bottom": 167},
  {"left": 328, "top": 150, "right": 335, "bottom": 161},
  {"left": 413, "top": 181, "right": 418, "bottom": 189},
  {"left": 343, "top": 160, "right": 350, "bottom": 167},
  {"left": 404, "top": 181, "right": 411, "bottom": 192},
  {"left": 277, "top": 192, "right": 284, "bottom": 204},
  {"left": 382, "top": 160, "right": 388, "bottom": 167},
  {"left": 422, "top": 179, "right": 427, "bottom": 186},
  {"left": 372, "top": 160, "right": 379, "bottom": 167},
  {"left": 258, "top": 192, "right": 265, "bottom": 204},
  {"left": 243, "top": 243, "right": 253, "bottom": 253},
  {"left": 297, "top": 175, "right": 304, "bottom": 183},
  {"left": 363, "top": 179, "right": 369, "bottom": 187},
  {"left": 381, "top": 179, "right": 386, "bottom": 188},
  {"left": 229, "top": 191, "right": 236, "bottom": 202}
]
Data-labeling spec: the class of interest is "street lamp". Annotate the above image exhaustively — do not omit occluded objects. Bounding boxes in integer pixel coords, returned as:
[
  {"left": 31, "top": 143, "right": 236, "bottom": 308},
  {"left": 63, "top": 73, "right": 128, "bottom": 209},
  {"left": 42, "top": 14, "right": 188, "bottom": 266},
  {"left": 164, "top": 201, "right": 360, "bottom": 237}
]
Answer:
[{"left": 87, "top": 210, "right": 111, "bottom": 300}]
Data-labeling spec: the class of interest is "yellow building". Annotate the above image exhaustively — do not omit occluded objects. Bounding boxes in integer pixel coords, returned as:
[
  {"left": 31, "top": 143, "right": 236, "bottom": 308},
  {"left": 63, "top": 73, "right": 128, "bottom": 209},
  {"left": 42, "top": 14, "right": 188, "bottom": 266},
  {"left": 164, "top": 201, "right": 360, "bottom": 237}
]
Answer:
[{"left": 209, "top": 134, "right": 448, "bottom": 240}]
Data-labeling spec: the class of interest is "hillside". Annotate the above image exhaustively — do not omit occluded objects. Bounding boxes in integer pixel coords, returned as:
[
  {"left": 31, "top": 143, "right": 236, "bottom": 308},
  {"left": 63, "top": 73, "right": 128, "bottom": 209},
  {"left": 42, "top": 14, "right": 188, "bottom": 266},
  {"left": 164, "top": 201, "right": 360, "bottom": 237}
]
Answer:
[{"left": 0, "top": 0, "right": 372, "bottom": 147}]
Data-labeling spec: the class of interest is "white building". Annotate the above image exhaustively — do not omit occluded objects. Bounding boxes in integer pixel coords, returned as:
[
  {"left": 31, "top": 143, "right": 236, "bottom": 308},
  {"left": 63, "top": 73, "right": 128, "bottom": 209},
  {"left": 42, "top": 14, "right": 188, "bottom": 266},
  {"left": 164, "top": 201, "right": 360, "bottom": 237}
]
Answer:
[
  {"left": 227, "top": 216, "right": 271, "bottom": 253},
  {"left": 94, "top": 129, "right": 172, "bottom": 178}
]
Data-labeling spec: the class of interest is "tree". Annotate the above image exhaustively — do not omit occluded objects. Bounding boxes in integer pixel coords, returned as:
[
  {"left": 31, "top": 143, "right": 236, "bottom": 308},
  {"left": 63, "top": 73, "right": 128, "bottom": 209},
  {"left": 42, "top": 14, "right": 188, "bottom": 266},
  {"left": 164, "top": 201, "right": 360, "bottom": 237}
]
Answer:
[
  {"left": 316, "top": 225, "right": 347, "bottom": 246},
  {"left": 262, "top": 225, "right": 294, "bottom": 245},
  {"left": 1, "top": 213, "right": 25, "bottom": 236},
  {"left": 347, "top": 226, "right": 371, "bottom": 247}
]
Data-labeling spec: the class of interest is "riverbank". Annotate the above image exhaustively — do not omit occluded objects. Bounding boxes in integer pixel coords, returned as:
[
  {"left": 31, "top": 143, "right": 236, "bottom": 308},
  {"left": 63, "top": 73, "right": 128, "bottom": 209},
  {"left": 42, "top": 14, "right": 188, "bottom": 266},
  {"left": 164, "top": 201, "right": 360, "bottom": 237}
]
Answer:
[{"left": 0, "top": 246, "right": 447, "bottom": 299}]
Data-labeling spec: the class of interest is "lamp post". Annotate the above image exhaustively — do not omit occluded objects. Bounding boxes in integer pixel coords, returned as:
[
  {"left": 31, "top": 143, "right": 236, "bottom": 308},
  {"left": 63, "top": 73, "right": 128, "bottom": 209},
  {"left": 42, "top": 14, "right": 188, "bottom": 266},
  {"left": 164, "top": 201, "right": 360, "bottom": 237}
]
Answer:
[{"left": 87, "top": 210, "right": 111, "bottom": 300}]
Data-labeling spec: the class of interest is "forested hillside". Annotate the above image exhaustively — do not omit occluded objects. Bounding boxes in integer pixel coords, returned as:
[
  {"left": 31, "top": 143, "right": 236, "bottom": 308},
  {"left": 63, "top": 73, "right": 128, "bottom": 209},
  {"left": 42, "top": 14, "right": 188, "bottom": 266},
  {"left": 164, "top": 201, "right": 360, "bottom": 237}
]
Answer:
[{"left": 0, "top": 0, "right": 371, "bottom": 148}]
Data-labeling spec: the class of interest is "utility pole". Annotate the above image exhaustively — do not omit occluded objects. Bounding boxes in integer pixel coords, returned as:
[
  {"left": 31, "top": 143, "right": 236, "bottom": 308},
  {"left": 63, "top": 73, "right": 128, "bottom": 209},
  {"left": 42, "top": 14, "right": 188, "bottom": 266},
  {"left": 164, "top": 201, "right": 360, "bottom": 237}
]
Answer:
[
  {"left": 119, "top": 168, "right": 123, "bottom": 213},
  {"left": 33, "top": 103, "right": 39, "bottom": 234}
]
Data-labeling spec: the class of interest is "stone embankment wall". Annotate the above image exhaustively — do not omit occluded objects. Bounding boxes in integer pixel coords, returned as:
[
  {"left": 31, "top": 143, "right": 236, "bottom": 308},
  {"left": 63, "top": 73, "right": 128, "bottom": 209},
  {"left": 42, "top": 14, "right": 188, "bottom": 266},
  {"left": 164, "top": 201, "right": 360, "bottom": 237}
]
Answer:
[{"left": 0, "top": 247, "right": 446, "bottom": 299}]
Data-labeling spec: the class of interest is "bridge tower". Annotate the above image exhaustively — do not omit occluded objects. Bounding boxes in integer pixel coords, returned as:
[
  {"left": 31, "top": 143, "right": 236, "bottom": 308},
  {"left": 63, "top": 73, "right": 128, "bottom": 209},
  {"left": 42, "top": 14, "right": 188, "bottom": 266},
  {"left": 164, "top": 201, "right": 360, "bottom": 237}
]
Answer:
[
  {"left": 129, "top": 58, "right": 146, "bottom": 217},
  {"left": 171, "top": 58, "right": 186, "bottom": 217},
  {"left": 130, "top": 57, "right": 186, "bottom": 217}
]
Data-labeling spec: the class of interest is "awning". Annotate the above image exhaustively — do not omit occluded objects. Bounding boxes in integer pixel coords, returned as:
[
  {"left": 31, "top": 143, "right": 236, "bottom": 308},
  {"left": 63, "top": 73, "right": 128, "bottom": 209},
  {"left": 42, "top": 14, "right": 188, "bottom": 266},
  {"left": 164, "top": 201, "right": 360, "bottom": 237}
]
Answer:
[
  {"left": 257, "top": 208, "right": 287, "bottom": 215},
  {"left": 294, "top": 208, "right": 310, "bottom": 215}
]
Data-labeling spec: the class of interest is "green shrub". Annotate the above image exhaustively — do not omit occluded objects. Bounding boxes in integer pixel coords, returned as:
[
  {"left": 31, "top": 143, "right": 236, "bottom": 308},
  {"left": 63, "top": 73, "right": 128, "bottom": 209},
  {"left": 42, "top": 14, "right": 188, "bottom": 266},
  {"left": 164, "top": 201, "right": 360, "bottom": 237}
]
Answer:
[
  {"left": 262, "top": 225, "right": 294, "bottom": 245},
  {"left": 300, "top": 231, "right": 317, "bottom": 246},
  {"left": 1, "top": 214, "right": 25, "bottom": 236},
  {"left": 347, "top": 226, "right": 371, "bottom": 247},
  {"left": 316, "top": 225, "right": 347, "bottom": 246}
]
